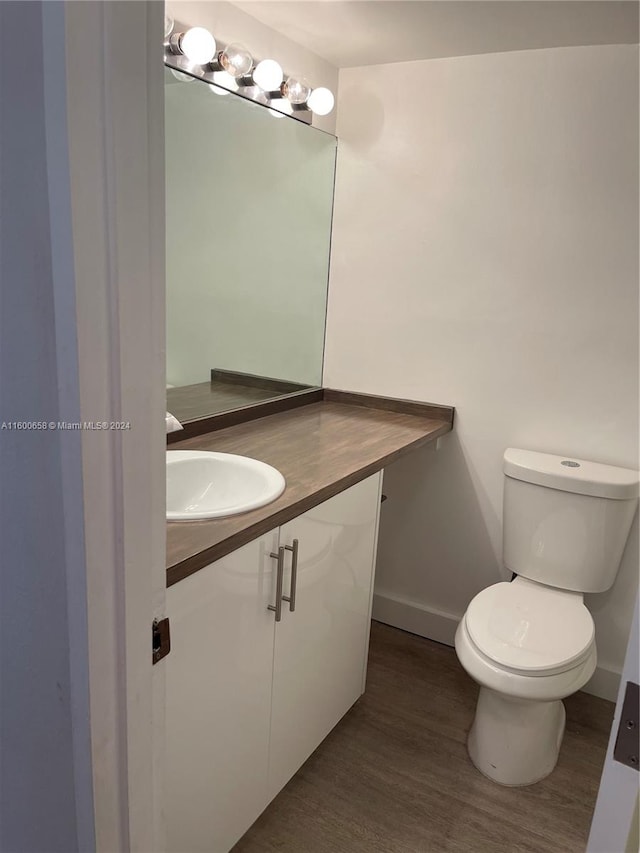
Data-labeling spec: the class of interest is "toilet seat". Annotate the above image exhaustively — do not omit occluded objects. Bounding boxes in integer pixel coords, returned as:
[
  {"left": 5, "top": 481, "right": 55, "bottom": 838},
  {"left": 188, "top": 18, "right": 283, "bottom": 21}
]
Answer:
[
  {"left": 455, "top": 617, "right": 597, "bottom": 703},
  {"left": 465, "top": 578, "right": 594, "bottom": 676}
]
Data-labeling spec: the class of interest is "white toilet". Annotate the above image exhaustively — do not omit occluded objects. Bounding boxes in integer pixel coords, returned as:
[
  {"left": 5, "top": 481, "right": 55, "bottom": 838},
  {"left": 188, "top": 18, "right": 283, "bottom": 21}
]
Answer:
[{"left": 455, "top": 448, "right": 638, "bottom": 787}]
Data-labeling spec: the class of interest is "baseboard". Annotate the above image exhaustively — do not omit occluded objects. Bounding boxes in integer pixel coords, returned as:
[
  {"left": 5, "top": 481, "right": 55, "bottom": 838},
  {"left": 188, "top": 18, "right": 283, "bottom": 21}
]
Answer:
[
  {"left": 372, "top": 589, "right": 621, "bottom": 703},
  {"left": 372, "top": 590, "right": 460, "bottom": 646},
  {"left": 583, "top": 665, "right": 620, "bottom": 702}
]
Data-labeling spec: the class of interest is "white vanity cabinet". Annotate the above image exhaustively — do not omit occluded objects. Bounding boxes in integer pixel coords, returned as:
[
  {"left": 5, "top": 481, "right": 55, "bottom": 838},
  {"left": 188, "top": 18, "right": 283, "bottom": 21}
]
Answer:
[
  {"left": 165, "top": 530, "right": 279, "bottom": 853},
  {"left": 165, "top": 472, "right": 383, "bottom": 853}
]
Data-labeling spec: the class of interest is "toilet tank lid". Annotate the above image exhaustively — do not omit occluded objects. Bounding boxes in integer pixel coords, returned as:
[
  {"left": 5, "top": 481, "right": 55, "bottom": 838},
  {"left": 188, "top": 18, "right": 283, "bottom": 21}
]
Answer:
[{"left": 504, "top": 448, "right": 639, "bottom": 500}]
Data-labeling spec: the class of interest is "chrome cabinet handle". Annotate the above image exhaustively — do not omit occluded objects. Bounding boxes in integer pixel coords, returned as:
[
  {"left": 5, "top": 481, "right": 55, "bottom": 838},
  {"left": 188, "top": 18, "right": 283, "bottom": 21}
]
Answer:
[
  {"left": 268, "top": 546, "right": 285, "bottom": 622},
  {"left": 282, "top": 538, "right": 299, "bottom": 612}
]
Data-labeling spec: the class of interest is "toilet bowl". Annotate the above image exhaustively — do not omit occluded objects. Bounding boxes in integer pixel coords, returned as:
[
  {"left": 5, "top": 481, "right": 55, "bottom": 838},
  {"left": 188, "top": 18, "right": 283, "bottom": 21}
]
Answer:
[
  {"left": 455, "top": 577, "right": 597, "bottom": 785},
  {"left": 455, "top": 448, "right": 638, "bottom": 787}
]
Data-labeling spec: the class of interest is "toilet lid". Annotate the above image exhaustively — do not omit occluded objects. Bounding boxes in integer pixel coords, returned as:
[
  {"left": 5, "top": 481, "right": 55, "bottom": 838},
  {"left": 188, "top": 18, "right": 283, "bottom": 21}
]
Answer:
[{"left": 465, "top": 580, "right": 595, "bottom": 674}]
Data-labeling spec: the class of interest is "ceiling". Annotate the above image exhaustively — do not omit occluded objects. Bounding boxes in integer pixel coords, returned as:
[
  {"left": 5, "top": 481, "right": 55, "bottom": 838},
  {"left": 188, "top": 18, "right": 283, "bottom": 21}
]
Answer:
[{"left": 233, "top": 1, "right": 639, "bottom": 68}]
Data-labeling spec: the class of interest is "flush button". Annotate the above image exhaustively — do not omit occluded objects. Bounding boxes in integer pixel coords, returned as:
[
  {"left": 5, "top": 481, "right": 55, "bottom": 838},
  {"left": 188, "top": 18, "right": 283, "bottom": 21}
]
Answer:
[{"left": 561, "top": 460, "right": 580, "bottom": 468}]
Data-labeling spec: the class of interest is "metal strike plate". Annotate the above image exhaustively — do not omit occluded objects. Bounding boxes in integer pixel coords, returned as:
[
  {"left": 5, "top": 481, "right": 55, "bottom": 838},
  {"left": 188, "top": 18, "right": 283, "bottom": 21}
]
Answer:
[
  {"left": 613, "top": 681, "right": 639, "bottom": 771},
  {"left": 152, "top": 617, "right": 171, "bottom": 665}
]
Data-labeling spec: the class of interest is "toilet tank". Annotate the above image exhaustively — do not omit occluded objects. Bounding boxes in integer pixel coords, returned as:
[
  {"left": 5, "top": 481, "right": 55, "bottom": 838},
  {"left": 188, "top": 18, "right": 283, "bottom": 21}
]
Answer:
[{"left": 503, "top": 449, "right": 638, "bottom": 593}]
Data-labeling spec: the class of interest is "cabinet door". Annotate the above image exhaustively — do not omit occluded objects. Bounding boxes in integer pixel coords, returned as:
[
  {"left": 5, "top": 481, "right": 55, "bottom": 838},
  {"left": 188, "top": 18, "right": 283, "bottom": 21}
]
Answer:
[
  {"left": 268, "top": 473, "right": 382, "bottom": 798},
  {"left": 165, "top": 531, "right": 279, "bottom": 853}
]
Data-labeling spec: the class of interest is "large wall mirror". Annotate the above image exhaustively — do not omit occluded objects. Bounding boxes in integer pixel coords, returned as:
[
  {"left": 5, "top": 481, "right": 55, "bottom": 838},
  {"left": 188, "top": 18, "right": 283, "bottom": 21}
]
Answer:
[{"left": 165, "top": 67, "right": 337, "bottom": 424}]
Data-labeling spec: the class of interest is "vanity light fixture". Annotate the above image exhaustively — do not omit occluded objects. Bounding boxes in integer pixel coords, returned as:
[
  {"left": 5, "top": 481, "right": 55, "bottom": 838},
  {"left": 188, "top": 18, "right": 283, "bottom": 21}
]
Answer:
[
  {"left": 164, "top": 19, "right": 334, "bottom": 123},
  {"left": 170, "top": 26, "right": 217, "bottom": 65}
]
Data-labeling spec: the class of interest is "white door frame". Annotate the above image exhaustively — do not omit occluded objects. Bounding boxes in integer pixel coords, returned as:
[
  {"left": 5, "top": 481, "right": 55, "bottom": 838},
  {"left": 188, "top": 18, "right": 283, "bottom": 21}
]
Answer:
[
  {"left": 588, "top": 593, "right": 639, "bottom": 853},
  {"left": 61, "top": 1, "right": 167, "bottom": 849}
]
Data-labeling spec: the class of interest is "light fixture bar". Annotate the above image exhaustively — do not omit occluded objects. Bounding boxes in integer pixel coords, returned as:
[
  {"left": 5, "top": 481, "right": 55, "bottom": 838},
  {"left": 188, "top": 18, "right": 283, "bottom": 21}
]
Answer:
[
  {"left": 164, "top": 45, "right": 313, "bottom": 126},
  {"left": 163, "top": 27, "right": 333, "bottom": 125}
]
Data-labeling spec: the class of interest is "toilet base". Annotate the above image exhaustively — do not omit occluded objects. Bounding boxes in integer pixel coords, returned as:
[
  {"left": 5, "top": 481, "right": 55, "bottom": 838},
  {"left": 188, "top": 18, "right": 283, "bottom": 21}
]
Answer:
[{"left": 468, "top": 687, "right": 566, "bottom": 786}]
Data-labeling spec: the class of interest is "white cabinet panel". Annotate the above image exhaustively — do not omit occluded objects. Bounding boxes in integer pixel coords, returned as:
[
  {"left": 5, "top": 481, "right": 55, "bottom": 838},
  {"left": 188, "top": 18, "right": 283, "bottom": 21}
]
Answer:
[
  {"left": 165, "top": 531, "right": 279, "bottom": 853},
  {"left": 268, "top": 473, "right": 382, "bottom": 797}
]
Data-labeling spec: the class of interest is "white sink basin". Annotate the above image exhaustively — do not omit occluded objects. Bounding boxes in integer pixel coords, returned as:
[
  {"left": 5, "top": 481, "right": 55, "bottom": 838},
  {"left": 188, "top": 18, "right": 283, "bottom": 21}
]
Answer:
[{"left": 166, "top": 450, "right": 285, "bottom": 521}]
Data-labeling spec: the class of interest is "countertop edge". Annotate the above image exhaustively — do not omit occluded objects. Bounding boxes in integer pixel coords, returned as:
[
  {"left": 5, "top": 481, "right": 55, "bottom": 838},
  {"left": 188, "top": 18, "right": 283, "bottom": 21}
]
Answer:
[{"left": 166, "top": 417, "right": 451, "bottom": 587}]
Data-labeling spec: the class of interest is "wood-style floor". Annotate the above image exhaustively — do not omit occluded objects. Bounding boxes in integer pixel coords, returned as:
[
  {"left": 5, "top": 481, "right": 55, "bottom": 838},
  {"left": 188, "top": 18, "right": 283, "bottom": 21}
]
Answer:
[{"left": 233, "top": 621, "right": 614, "bottom": 853}]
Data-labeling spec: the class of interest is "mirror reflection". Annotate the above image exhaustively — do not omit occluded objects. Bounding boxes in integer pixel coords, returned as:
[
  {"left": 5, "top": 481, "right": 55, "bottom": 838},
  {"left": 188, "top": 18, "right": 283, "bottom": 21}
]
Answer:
[{"left": 165, "top": 68, "right": 337, "bottom": 423}]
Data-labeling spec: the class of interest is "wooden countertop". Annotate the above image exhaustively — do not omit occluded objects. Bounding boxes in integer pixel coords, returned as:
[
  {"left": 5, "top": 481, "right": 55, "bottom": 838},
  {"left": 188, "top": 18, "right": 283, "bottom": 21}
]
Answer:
[{"left": 167, "top": 398, "right": 453, "bottom": 586}]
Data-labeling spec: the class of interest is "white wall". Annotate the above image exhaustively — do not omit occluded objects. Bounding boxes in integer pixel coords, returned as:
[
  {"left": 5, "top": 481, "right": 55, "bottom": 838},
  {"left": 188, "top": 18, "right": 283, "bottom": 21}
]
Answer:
[
  {"left": 324, "top": 45, "right": 639, "bottom": 700},
  {"left": 167, "top": 1, "right": 339, "bottom": 134}
]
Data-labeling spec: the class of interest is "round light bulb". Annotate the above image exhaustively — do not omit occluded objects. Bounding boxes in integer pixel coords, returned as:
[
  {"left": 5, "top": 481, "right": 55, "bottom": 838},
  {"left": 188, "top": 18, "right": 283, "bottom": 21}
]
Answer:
[
  {"left": 269, "top": 98, "right": 292, "bottom": 116},
  {"left": 211, "top": 70, "right": 238, "bottom": 92},
  {"left": 180, "top": 27, "right": 216, "bottom": 64},
  {"left": 307, "top": 87, "right": 334, "bottom": 116},
  {"left": 252, "top": 59, "right": 283, "bottom": 91},
  {"left": 164, "top": 14, "right": 174, "bottom": 38},
  {"left": 283, "top": 76, "right": 311, "bottom": 105},
  {"left": 219, "top": 43, "right": 253, "bottom": 78},
  {"left": 208, "top": 83, "right": 229, "bottom": 96},
  {"left": 170, "top": 69, "right": 194, "bottom": 83},
  {"left": 268, "top": 108, "right": 285, "bottom": 119}
]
